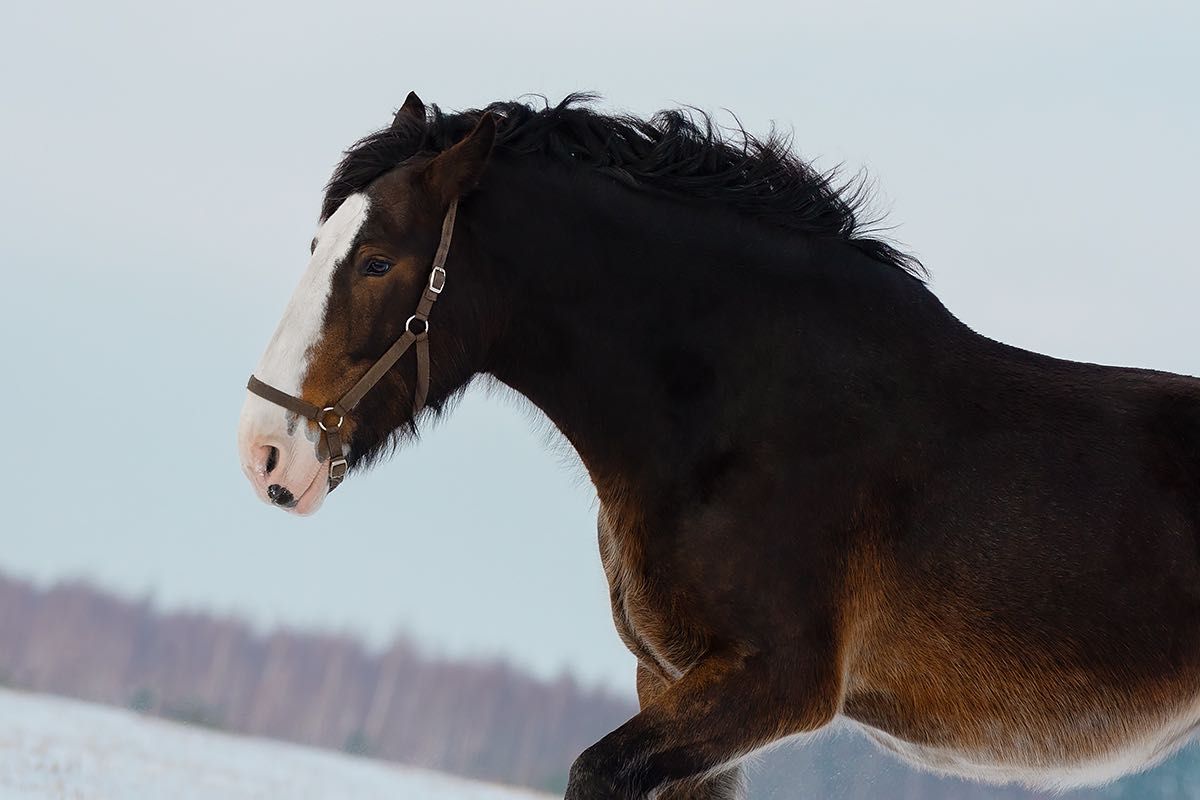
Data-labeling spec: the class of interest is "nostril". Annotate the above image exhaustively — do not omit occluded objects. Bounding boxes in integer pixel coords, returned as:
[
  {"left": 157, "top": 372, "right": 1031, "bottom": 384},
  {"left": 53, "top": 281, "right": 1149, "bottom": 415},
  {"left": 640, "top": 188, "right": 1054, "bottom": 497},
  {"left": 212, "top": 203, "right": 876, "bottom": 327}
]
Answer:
[
  {"left": 265, "top": 446, "right": 279, "bottom": 475},
  {"left": 267, "top": 484, "right": 295, "bottom": 507}
]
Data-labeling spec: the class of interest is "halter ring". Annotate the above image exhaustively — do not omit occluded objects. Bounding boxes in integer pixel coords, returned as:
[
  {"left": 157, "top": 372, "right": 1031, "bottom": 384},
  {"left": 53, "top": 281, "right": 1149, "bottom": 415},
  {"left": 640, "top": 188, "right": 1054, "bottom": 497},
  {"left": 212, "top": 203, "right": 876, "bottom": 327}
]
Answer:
[
  {"left": 405, "top": 315, "right": 428, "bottom": 336},
  {"left": 318, "top": 407, "right": 344, "bottom": 432}
]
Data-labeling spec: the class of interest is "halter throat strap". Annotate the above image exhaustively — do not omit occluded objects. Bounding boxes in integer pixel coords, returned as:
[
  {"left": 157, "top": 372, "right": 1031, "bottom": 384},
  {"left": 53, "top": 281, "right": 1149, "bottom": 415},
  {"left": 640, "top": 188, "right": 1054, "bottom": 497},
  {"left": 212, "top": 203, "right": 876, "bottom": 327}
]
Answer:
[{"left": 246, "top": 199, "right": 459, "bottom": 491}]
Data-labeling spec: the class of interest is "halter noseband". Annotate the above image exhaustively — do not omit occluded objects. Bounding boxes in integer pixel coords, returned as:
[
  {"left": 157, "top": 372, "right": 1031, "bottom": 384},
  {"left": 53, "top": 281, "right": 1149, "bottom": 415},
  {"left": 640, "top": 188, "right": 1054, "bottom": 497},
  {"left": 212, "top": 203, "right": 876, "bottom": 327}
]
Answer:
[{"left": 246, "top": 199, "right": 459, "bottom": 492}]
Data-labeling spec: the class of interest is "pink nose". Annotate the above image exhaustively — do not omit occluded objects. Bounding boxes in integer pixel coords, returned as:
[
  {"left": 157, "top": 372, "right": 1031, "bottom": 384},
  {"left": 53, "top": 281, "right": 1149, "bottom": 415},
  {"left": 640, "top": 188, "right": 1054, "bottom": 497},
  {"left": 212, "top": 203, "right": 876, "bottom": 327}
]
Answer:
[
  {"left": 247, "top": 444, "right": 279, "bottom": 483},
  {"left": 245, "top": 444, "right": 298, "bottom": 507}
]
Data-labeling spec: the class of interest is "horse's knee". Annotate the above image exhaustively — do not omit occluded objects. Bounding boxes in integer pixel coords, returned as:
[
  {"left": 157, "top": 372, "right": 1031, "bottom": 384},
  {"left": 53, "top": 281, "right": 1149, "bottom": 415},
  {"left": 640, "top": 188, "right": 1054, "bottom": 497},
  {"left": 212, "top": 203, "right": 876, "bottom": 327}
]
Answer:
[
  {"left": 568, "top": 652, "right": 837, "bottom": 799},
  {"left": 568, "top": 732, "right": 745, "bottom": 800},
  {"left": 565, "top": 742, "right": 635, "bottom": 800}
]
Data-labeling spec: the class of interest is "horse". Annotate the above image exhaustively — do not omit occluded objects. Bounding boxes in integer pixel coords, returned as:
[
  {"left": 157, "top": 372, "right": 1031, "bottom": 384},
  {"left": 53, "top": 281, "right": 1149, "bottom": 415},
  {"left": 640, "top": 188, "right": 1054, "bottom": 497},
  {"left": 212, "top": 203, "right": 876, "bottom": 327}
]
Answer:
[{"left": 236, "top": 93, "right": 1200, "bottom": 799}]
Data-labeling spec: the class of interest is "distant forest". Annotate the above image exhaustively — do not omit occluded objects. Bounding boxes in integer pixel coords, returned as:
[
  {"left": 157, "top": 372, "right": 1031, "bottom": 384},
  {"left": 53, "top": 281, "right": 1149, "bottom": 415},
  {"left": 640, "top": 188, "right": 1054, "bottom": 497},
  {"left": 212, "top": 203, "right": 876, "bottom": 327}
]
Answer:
[
  {"left": 0, "top": 572, "right": 629, "bottom": 793},
  {"left": 0, "top": 571, "right": 1196, "bottom": 798}
]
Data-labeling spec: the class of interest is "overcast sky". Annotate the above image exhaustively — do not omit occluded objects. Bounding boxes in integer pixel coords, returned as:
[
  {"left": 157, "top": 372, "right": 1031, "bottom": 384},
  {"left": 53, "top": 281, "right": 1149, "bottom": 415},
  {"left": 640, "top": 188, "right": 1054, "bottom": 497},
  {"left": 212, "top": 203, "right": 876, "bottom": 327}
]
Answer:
[{"left": 1, "top": 0, "right": 1197, "bottom": 693}]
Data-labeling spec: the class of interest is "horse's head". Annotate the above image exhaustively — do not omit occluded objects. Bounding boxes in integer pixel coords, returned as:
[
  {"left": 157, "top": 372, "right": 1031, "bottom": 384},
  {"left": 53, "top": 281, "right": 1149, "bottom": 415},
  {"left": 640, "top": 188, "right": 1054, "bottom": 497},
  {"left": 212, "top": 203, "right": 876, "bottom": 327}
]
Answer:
[{"left": 237, "top": 95, "right": 497, "bottom": 514}]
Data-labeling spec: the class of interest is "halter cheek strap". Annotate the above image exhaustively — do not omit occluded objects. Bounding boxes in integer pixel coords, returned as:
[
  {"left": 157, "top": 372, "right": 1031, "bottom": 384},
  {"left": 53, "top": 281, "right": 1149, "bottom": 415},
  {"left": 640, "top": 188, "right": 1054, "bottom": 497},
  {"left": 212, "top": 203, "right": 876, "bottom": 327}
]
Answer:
[{"left": 246, "top": 199, "right": 458, "bottom": 491}]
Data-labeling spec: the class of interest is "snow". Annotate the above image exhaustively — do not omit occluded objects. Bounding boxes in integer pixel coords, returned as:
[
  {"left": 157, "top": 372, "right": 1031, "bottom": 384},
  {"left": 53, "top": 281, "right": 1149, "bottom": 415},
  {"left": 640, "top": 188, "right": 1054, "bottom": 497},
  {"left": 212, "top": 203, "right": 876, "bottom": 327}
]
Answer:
[{"left": 0, "top": 688, "right": 556, "bottom": 799}]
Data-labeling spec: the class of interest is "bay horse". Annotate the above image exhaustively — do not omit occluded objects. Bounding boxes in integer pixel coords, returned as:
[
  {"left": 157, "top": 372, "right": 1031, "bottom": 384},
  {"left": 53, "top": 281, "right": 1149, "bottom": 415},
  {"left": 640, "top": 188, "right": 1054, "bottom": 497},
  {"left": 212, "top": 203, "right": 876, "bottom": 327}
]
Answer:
[{"left": 237, "top": 93, "right": 1200, "bottom": 799}]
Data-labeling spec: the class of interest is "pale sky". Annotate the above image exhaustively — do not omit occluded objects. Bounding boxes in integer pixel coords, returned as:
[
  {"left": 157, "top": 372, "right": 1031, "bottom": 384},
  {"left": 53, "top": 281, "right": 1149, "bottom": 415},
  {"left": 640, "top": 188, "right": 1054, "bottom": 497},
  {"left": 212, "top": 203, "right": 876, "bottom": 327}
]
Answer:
[{"left": 1, "top": 0, "right": 1197, "bottom": 693}]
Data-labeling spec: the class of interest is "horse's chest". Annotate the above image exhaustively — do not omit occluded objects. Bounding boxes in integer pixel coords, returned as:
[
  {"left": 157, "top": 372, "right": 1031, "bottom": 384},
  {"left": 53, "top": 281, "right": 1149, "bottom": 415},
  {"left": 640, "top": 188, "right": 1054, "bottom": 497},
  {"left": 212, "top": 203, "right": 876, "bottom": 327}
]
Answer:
[{"left": 597, "top": 512, "right": 700, "bottom": 680}]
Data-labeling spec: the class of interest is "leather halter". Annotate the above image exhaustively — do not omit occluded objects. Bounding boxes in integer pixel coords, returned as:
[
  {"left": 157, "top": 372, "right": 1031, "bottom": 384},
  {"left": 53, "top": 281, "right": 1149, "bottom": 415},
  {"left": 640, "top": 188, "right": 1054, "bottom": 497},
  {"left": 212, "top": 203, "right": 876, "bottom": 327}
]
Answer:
[{"left": 246, "top": 199, "right": 458, "bottom": 491}]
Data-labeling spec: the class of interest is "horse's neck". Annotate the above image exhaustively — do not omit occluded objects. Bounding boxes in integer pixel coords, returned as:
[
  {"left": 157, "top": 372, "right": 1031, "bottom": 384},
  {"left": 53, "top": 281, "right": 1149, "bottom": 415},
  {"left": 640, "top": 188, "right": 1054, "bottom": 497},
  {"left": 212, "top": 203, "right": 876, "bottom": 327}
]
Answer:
[{"left": 472, "top": 163, "right": 965, "bottom": 494}]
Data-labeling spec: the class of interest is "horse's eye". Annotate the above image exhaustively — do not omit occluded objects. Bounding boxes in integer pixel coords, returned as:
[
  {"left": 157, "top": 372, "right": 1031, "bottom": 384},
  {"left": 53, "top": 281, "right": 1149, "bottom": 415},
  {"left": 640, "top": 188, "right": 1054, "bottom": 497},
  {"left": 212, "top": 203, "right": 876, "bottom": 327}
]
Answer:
[{"left": 363, "top": 257, "right": 393, "bottom": 277}]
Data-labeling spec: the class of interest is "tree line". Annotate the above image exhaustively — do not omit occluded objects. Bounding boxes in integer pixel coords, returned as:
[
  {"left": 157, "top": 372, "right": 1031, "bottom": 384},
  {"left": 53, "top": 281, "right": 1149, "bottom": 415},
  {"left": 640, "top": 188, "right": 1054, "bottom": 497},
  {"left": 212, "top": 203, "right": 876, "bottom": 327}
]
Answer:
[{"left": 0, "top": 572, "right": 630, "bottom": 793}]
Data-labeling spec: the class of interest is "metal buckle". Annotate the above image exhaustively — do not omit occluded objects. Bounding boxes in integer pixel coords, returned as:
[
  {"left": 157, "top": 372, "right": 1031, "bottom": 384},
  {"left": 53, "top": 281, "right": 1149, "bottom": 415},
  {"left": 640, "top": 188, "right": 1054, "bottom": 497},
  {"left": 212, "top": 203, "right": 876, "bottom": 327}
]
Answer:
[
  {"left": 317, "top": 406, "right": 344, "bottom": 432},
  {"left": 329, "top": 457, "right": 348, "bottom": 480},
  {"left": 429, "top": 266, "right": 447, "bottom": 294}
]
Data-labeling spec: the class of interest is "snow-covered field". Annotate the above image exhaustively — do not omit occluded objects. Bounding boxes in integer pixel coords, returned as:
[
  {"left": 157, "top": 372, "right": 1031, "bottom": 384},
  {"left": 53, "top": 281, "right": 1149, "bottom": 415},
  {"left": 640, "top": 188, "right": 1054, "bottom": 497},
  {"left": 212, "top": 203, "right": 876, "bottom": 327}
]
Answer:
[{"left": 0, "top": 688, "right": 555, "bottom": 799}]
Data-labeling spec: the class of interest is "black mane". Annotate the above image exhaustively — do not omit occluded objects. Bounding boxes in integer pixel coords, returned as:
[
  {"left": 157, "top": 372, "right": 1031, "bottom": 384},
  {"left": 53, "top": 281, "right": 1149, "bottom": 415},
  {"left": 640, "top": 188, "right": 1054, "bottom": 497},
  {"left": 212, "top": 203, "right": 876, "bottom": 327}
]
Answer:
[{"left": 324, "top": 94, "right": 924, "bottom": 279}]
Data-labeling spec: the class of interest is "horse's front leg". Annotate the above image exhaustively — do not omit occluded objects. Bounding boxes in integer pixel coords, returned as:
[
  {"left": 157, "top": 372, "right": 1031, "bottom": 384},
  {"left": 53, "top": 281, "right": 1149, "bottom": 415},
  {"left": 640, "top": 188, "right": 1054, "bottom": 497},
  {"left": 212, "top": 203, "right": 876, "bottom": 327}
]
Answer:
[
  {"left": 633, "top": 664, "right": 742, "bottom": 800},
  {"left": 565, "top": 648, "right": 841, "bottom": 800}
]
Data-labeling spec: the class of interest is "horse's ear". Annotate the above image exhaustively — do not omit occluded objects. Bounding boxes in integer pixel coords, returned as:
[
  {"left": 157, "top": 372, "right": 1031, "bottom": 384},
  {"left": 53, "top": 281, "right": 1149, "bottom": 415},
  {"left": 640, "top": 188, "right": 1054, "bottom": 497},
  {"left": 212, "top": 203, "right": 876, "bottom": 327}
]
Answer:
[
  {"left": 392, "top": 92, "right": 425, "bottom": 127},
  {"left": 422, "top": 112, "right": 496, "bottom": 206}
]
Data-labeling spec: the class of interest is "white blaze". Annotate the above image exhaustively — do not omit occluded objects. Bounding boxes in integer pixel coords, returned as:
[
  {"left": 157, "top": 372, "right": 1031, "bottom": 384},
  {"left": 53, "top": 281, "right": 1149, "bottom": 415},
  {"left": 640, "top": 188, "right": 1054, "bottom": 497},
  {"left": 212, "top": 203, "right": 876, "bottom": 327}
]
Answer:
[
  {"left": 254, "top": 192, "right": 370, "bottom": 397},
  {"left": 238, "top": 193, "right": 370, "bottom": 467}
]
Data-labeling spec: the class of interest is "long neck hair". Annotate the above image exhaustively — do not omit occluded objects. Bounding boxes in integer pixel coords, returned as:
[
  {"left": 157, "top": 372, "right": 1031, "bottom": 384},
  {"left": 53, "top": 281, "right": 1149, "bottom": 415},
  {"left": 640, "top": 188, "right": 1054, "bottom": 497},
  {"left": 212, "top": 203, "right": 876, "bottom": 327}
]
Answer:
[{"left": 324, "top": 94, "right": 924, "bottom": 282}]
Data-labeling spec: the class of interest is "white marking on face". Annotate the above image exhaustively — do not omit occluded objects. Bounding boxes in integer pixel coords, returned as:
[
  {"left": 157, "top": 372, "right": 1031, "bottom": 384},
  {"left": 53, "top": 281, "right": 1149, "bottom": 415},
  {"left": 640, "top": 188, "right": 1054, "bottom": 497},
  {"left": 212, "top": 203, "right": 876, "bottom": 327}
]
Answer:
[
  {"left": 254, "top": 192, "right": 370, "bottom": 398},
  {"left": 237, "top": 193, "right": 370, "bottom": 510}
]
